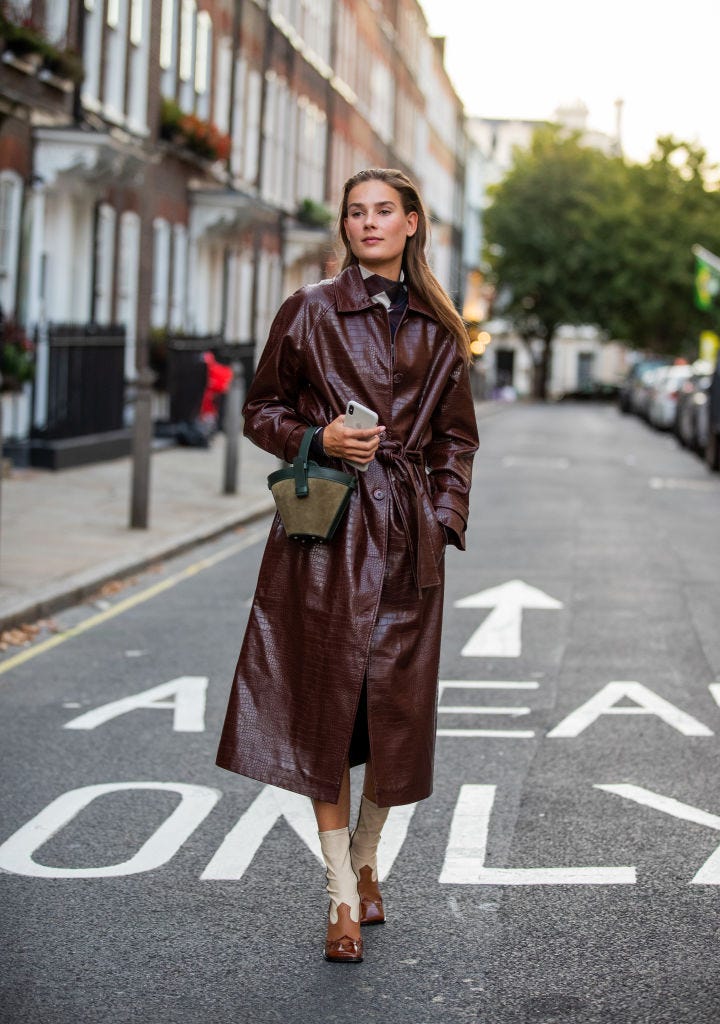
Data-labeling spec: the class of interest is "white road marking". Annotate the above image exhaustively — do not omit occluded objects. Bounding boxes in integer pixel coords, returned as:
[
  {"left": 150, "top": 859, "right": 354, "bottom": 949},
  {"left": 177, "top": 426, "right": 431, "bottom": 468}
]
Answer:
[
  {"left": 0, "top": 782, "right": 220, "bottom": 878},
  {"left": 437, "top": 729, "right": 535, "bottom": 738},
  {"left": 439, "top": 681, "right": 540, "bottom": 690},
  {"left": 502, "top": 456, "right": 570, "bottom": 469},
  {"left": 596, "top": 784, "right": 720, "bottom": 884},
  {"left": 547, "top": 681, "right": 713, "bottom": 738},
  {"left": 436, "top": 680, "right": 538, "bottom": 738},
  {"left": 454, "top": 581, "right": 563, "bottom": 658},
  {"left": 438, "top": 706, "right": 530, "bottom": 716},
  {"left": 649, "top": 477, "right": 719, "bottom": 492},
  {"left": 439, "top": 785, "right": 636, "bottom": 886},
  {"left": 63, "top": 677, "right": 209, "bottom": 733},
  {"left": 201, "top": 786, "right": 417, "bottom": 883}
]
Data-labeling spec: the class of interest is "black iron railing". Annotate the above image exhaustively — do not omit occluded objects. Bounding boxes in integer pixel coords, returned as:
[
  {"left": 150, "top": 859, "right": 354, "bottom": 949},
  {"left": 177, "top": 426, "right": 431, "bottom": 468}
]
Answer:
[{"left": 32, "top": 323, "right": 126, "bottom": 439}]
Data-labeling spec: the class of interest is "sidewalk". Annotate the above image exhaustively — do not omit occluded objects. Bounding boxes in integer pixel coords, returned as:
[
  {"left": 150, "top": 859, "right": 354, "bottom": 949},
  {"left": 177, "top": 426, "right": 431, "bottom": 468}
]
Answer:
[
  {"left": 0, "top": 401, "right": 503, "bottom": 630},
  {"left": 0, "top": 434, "right": 277, "bottom": 629}
]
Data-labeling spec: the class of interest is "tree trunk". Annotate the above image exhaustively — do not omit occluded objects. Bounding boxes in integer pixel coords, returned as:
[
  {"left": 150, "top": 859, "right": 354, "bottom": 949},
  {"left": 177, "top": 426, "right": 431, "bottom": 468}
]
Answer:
[
  {"left": 521, "top": 331, "right": 554, "bottom": 401},
  {"left": 536, "top": 336, "right": 553, "bottom": 400}
]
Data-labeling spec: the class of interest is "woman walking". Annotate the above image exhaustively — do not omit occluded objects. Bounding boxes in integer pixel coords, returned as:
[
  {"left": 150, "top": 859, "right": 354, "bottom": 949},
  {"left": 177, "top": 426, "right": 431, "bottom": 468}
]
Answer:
[{"left": 216, "top": 168, "right": 479, "bottom": 962}]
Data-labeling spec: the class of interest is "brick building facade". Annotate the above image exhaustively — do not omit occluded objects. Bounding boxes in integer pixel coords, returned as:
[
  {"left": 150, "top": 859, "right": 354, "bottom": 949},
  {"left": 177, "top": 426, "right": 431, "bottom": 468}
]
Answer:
[{"left": 0, "top": 0, "right": 468, "bottom": 451}]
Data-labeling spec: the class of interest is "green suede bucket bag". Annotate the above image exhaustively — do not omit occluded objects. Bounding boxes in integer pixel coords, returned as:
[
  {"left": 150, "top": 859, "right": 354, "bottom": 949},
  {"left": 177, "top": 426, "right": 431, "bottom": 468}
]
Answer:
[{"left": 267, "top": 427, "right": 357, "bottom": 541}]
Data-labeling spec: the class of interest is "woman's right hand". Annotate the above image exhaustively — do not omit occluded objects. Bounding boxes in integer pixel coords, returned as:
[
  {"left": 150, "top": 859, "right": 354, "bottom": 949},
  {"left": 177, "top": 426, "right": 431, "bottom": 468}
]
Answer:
[{"left": 322, "top": 414, "right": 385, "bottom": 466}]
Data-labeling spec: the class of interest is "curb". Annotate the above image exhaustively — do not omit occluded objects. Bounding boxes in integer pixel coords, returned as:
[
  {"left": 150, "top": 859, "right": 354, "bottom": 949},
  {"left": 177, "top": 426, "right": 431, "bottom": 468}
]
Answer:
[{"left": 0, "top": 496, "right": 276, "bottom": 633}]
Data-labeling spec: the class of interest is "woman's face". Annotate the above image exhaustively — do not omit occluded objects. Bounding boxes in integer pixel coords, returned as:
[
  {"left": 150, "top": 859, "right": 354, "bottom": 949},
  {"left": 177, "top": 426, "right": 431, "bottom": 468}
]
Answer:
[{"left": 344, "top": 180, "right": 418, "bottom": 279}]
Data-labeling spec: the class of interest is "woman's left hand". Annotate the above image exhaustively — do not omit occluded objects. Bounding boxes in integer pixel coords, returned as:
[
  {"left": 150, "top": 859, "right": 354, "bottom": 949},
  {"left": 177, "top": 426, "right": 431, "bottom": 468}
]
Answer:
[{"left": 322, "top": 414, "right": 385, "bottom": 466}]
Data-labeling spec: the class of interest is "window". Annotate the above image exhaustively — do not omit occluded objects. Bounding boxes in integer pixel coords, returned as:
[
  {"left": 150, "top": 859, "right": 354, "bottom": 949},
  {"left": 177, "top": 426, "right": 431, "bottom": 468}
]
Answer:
[
  {"left": 244, "top": 68, "right": 262, "bottom": 184},
  {"left": 160, "top": 0, "right": 175, "bottom": 70},
  {"left": 170, "top": 224, "right": 188, "bottom": 330},
  {"left": 214, "top": 36, "right": 233, "bottom": 136},
  {"left": 195, "top": 11, "right": 210, "bottom": 93},
  {"left": 0, "top": 172, "right": 23, "bottom": 318},
  {"left": 195, "top": 11, "right": 211, "bottom": 120},
  {"left": 94, "top": 204, "right": 116, "bottom": 325},
  {"left": 117, "top": 211, "right": 140, "bottom": 377},
  {"left": 230, "top": 55, "right": 247, "bottom": 178},
  {"left": 151, "top": 219, "right": 171, "bottom": 329},
  {"left": 127, "top": 0, "right": 151, "bottom": 132},
  {"left": 130, "top": 0, "right": 143, "bottom": 46},
  {"left": 46, "top": 0, "right": 70, "bottom": 46},
  {"left": 179, "top": 0, "right": 196, "bottom": 82},
  {"left": 82, "top": 0, "right": 104, "bottom": 106},
  {"left": 103, "top": 0, "right": 129, "bottom": 120}
]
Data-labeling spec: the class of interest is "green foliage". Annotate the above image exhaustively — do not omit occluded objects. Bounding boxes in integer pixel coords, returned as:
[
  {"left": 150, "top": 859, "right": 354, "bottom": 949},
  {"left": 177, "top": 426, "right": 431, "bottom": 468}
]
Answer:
[
  {"left": 1, "top": 320, "right": 34, "bottom": 390},
  {"left": 296, "top": 198, "right": 334, "bottom": 228},
  {"left": 0, "top": 9, "right": 84, "bottom": 81},
  {"left": 484, "top": 126, "right": 720, "bottom": 394},
  {"left": 42, "top": 47, "right": 84, "bottom": 83}
]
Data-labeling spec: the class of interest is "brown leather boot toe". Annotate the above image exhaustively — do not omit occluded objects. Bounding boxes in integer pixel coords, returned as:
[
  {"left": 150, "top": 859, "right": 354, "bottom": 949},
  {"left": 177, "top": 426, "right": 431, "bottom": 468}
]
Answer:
[
  {"left": 323, "top": 901, "right": 363, "bottom": 962},
  {"left": 357, "top": 865, "right": 385, "bottom": 925},
  {"left": 323, "top": 934, "right": 364, "bottom": 963}
]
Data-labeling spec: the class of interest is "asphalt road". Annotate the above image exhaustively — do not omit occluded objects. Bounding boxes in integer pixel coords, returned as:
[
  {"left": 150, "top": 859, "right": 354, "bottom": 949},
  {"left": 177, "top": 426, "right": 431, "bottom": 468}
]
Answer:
[{"left": 2, "top": 401, "right": 720, "bottom": 1024}]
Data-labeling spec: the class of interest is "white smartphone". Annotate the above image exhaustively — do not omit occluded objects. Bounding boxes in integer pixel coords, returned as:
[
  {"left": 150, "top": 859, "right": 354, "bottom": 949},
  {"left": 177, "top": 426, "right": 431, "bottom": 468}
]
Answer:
[{"left": 344, "top": 399, "right": 378, "bottom": 472}]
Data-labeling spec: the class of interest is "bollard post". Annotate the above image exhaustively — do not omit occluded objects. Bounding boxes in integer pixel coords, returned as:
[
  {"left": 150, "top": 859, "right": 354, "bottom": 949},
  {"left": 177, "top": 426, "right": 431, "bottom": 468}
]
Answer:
[
  {"left": 223, "top": 361, "right": 244, "bottom": 495},
  {"left": 129, "top": 366, "right": 155, "bottom": 529}
]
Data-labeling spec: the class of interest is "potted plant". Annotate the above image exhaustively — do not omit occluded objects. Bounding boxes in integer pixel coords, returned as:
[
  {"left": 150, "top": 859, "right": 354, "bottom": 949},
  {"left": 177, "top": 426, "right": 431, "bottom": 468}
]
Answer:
[
  {"left": 41, "top": 46, "right": 84, "bottom": 84},
  {"left": 1, "top": 318, "right": 34, "bottom": 392},
  {"left": 1, "top": 13, "right": 48, "bottom": 63},
  {"left": 160, "top": 98, "right": 231, "bottom": 163},
  {"left": 296, "top": 198, "right": 333, "bottom": 228}
]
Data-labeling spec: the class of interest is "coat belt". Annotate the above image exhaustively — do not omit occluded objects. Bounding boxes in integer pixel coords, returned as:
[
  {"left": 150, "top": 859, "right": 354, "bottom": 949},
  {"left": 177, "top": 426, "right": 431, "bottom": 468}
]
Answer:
[{"left": 376, "top": 441, "right": 441, "bottom": 593}]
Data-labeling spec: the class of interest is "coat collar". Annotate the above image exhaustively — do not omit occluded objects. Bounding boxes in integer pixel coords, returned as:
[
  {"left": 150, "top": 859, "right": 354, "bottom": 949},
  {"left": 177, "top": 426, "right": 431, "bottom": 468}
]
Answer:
[{"left": 333, "top": 264, "right": 436, "bottom": 319}]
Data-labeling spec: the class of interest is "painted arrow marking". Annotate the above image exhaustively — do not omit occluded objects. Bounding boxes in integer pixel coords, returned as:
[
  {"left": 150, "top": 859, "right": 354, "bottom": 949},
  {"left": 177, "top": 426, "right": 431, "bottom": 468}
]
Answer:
[{"left": 454, "top": 580, "right": 563, "bottom": 658}]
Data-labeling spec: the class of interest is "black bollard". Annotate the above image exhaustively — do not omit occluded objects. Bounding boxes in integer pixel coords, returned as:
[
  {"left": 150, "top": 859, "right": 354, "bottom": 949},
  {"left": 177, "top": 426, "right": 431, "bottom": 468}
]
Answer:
[{"left": 129, "top": 367, "right": 155, "bottom": 529}]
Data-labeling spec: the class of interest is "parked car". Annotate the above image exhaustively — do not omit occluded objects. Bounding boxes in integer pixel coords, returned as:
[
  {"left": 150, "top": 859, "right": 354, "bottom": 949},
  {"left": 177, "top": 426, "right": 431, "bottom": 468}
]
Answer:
[
  {"left": 618, "top": 359, "right": 667, "bottom": 414},
  {"left": 675, "top": 362, "right": 714, "bottom": 451},
  {"left": 648, "top": 364, "right": 693, "bottom": 430},
  {"left": 634, "top": 364, "right": 667, "bottom": 420},
  {"left": 705, "top": 360, "right": 720, "bottom": 471}
]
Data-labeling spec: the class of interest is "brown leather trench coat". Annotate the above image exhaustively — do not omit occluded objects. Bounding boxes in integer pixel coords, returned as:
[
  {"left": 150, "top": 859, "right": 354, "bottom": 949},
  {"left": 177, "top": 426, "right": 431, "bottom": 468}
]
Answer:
[{"left": 216, "top": 265, "right": 479, "bottom": 806}]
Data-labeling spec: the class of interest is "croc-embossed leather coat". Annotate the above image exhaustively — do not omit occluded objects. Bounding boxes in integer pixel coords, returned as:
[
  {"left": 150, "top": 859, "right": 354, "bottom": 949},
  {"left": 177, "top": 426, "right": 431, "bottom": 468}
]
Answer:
[{"left": 216, "top": 265, "right": 479, "bottom": 806}]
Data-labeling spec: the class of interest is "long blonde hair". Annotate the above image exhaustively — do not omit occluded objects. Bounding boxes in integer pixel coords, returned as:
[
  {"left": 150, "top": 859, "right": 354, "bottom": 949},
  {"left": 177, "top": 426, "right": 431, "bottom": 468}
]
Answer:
[{"left": 338, "top": 168, "right": 472, "bottom": 363}]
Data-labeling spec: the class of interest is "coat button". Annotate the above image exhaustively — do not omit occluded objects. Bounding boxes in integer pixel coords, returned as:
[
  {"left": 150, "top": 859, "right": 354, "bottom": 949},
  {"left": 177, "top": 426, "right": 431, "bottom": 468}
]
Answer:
[
  {"left": 393, "top": 372, "right": 402, "bottom": 383},
  {"left": 373, "top": 489, "right": 385, "bottom": 500}
]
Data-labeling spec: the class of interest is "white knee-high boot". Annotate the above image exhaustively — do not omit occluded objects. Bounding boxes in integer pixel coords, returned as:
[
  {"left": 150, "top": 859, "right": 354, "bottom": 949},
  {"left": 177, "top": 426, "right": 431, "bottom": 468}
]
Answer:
[
  {"left": 318, "top": 826, "right": 360, "bottom": 925},
  {"left": 350, "top": 795, "right": 389, "bottom": 880}
]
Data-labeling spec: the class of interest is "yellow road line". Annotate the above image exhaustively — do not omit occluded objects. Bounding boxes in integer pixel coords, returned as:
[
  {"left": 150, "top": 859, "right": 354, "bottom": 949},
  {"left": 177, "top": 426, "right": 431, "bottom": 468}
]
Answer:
[{"left": 0, "top": 526, "right": 267, "bottom": 678}]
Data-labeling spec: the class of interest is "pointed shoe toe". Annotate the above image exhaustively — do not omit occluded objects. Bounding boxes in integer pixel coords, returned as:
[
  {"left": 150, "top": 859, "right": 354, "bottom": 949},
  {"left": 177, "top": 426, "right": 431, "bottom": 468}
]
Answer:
[
  {"left": 357, "top": 867, "right": 385, "bottom": 925},
  {"left": 323, "top": 934, "right": 364, "bottom": 963},
  {"left": 359, "top": 892, "right": 385, "bottom": 926}
]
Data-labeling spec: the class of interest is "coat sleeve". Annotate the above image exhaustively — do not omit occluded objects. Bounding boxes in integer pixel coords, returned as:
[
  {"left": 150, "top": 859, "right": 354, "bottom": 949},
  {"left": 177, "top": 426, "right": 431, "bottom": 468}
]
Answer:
[
  {"left": 242, "top": 289, "right": 318, "bottom": 462},
  {"left": 426, "top": 351, "right": 479, "bottom": 550}
]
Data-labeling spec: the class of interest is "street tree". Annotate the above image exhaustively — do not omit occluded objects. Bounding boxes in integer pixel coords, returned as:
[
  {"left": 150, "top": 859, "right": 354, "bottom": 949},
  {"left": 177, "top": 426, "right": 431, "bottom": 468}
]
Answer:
[{"left": 484, "top": 127, "right": 720, "bottom": 398}]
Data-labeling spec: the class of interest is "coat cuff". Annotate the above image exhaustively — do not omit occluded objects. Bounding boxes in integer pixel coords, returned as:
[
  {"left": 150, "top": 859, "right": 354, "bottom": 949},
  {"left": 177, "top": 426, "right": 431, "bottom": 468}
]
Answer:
[
  {"left": 283, "top": 422, "right": 311, "bottom": 462},
  {"left": 434, "top": 506, "right": 466, "bottom": 551}
]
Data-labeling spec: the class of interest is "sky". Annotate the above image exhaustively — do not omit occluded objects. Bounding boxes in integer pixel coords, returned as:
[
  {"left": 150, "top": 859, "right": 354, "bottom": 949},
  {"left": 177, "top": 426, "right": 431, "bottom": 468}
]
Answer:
[{"left": 419, "top": 0, "right": 720, "bottom": 165}]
